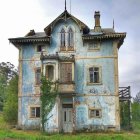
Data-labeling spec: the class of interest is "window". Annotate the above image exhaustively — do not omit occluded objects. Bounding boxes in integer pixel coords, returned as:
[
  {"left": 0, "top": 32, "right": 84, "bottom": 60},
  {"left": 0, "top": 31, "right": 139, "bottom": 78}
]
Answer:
[
  {"left": 89, "top": 109, "right": 101, "bottom": 118},
  {"left": 89, "top": 67, "right": 100, "bottom": 83},
  {"left": 60, "top": 63, "right": 72, "bottom": 83},
  {"left": 30, "top": 107, "right": 40, "bottom": 118},
  {"left": 60, "top": 27, "right": 74, "bottom": 52},
  {"left": 37, "top": 45, "right": 44, "bottom": 52},
  {"left": 35, "top": 68, "right": 41, "bottom": 85},
  {"left": 46, "top": 65, "right": 54, "bottom": 81},
  {"left": 68, "top": 28, "right": 74, "bottom": 51},
  {"left": 88, "top": 41, "right": 100, "bottom": 50},
  {"left": 60, "top": 28, "right": 66, "bottom": 51}
]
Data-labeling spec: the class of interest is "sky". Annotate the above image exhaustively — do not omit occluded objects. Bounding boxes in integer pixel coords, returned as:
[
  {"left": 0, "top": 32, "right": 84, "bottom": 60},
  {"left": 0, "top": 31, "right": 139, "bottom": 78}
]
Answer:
[{"left": 0, "top": 0, "right": 140, "bottom": 97}]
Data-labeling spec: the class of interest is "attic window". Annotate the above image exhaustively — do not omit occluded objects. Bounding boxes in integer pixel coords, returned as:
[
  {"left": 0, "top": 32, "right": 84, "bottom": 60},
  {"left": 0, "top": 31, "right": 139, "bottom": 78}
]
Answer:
[{"left": 88, "top": 41, "right": 100, "bottom": 50}]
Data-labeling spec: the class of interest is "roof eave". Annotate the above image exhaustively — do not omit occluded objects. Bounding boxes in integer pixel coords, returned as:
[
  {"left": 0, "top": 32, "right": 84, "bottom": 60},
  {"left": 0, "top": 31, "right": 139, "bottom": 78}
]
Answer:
[{"left": 9, "top": 37, "right": 50, "bottom": 46}]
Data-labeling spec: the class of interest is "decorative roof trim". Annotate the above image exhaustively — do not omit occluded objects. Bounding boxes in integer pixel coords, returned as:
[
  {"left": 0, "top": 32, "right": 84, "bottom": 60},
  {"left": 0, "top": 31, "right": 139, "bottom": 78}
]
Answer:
[
  {"left": 44, "top": 10, "right": 88, "bottom": 36},
  {"left": 82, "top": 33, "right": 126, "bottom": 40},
  {"left": 9, "top": 37, "right": 50, "bottom": 43}
]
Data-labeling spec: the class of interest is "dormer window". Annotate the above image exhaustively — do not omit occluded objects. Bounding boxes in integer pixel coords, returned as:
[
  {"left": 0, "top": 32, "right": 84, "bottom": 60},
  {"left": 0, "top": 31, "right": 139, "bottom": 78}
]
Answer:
[
  {"left": 60, "top": 28, "right": 66, "bottom": 51},
  {"left": 68, "top": 28, "right": 74, "bottom": 51}
]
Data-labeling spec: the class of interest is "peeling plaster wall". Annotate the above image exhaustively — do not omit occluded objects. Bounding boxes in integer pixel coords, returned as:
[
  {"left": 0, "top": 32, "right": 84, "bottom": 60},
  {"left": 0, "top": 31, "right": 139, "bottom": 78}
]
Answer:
[
  {"left": 74, "top": 96, "right": 117, "bottom": 130},
  {"left": 19, "top": 17, "right": 119, "bottom": 131}
]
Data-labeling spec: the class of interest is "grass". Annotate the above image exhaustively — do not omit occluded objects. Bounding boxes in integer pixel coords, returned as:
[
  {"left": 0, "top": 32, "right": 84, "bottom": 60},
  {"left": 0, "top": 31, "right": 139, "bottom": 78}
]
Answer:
[{"left": 0, "top": 114, "right": 140, "bottom": 140}]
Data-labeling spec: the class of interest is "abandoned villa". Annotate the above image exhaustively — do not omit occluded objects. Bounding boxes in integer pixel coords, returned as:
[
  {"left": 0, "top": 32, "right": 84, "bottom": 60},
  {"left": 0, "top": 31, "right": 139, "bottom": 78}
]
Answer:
[{"left": 9, "top": 4, "right": 126, "bottom": 133}]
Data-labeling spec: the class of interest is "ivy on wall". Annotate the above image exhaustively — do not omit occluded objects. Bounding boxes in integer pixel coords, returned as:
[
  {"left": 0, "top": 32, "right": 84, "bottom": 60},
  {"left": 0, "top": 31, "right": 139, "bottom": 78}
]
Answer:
[{"left": 40, "top": 76, "right": 58, "bottom": 132}]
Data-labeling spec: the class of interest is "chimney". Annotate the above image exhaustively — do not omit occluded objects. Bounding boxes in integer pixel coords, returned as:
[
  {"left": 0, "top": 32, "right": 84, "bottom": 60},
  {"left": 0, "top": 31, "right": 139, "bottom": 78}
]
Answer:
[{"left": 94, "top": 11, "right": 101, "bottom": 32}]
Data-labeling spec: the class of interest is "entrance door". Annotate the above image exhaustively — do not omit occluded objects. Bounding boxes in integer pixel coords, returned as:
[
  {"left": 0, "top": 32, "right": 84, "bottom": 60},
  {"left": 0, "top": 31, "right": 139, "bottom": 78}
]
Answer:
[{"left": 62, "top": 108, "right": 73, "bottom": 132}]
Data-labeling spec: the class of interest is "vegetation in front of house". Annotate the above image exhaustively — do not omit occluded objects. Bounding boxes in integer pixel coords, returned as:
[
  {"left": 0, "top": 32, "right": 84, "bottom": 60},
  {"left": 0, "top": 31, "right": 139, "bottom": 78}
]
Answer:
[
  {"left": 0, "top": 61, "right": 140, "bottom": 139},
  {"left": 3, "top": 74, "right": 18, "bottom": 123},
  {"left": 0, "top": 110, "right": 140, "bottom": 140},
  {"left": 40, "top": 76, "right": 58, "bottom": 132},
  {"left": 0, "top": 62, "right": 18, "bottom": 111},
  {"left": 0, "top": 62, "right": 18, "bottom": 124}
]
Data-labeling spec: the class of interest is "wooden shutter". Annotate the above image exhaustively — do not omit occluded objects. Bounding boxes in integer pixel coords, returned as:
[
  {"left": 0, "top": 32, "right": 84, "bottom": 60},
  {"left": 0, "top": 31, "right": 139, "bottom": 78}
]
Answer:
[{"left": 60, "top": 63, "right": 72, "bottom": 83}]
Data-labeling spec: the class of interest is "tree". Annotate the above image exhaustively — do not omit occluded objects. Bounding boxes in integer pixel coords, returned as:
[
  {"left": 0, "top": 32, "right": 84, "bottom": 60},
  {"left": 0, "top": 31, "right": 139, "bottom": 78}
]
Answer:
[
  {"left": 3, "top": 74, "right": 18, "bottom": 123},
  {"left": 0, "top": 74, "right": 6, "bottom": 111},
  {"left": 40, "top": 76, "right": 58, "bottom": 132},
  {"left": 0, "top": 62, "right": 18, "bottom": 111},
  {"left": 132, "top": 91, "right": 140, "bottom": 121},
  {"left": 133, "top": 91, "right": 140, "bottom": 103}
]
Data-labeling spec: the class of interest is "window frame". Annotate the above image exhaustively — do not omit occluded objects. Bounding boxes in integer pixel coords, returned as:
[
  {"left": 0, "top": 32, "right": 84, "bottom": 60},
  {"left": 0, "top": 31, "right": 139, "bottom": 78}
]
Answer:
[
  {"left": 35, "top": 68, "right": 41, "bottom": 85},
  {"left": 87, "top": 65, "right": 102, "bottom": 85},
  {"left": 60, "top": 28, "right": 66, "bottom": 51},
  {"left": 59, "top": 27, "right": 75, "bottom": 52},
  {"left": 29, "top": 106, "right": 40, "bottom": 118},
  {"left": 89, "top": 108, "right": 102, "bottom": 118},
  {"left": 45, "top": 65, "right": 54, "bottom": 81},
  {"left": 67, "top": 28, "right": 74, "bottom": 51}
]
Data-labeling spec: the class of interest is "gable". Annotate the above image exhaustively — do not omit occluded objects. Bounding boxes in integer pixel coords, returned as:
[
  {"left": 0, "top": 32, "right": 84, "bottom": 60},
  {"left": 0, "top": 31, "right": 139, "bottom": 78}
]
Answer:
[{"left": 44, "top": 10, "right": 88, "bottom": 36}]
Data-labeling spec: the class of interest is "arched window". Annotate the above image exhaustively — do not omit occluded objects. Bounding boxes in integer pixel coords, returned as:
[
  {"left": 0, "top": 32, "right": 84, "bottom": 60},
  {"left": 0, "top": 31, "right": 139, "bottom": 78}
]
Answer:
[
  {"left": 60, "top": 28, "right": 65, "bottom": 48},
  {"left": 68, "top": 28, "right": 74, "bottom": 50}
]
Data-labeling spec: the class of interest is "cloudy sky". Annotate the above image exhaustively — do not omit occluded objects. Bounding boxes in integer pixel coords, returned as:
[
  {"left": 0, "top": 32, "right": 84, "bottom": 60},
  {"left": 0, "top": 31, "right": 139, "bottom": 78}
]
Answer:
[{"left": 0, "top": 0, "right": 139, "bottom": 97}]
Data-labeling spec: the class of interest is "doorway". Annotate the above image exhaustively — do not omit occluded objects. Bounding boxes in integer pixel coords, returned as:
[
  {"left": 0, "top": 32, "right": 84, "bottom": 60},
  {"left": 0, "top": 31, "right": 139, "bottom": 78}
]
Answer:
[{"left": 62, "top": 104, "right": 73, "bottom": 132}]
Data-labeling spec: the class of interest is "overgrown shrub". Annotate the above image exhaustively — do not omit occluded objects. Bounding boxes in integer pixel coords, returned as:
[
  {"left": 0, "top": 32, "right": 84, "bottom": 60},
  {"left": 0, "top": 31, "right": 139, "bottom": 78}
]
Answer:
[{"left": 3, "top": 75, "right": 18, "bottom": 124}]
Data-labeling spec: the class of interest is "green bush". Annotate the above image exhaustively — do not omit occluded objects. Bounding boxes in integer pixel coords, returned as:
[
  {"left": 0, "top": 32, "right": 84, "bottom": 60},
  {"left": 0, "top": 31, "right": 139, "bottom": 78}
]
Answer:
[
  {"left": 132, "top": 102, "right": 140, "bottom": 121},
  {"left": 3, "top": 75, "right": 18, "bottom": 124}
]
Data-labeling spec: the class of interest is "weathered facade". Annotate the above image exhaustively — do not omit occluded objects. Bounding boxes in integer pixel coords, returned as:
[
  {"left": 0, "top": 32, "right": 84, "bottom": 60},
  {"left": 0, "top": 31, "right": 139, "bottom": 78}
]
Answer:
[{"left": 9, "top": 8, "right": 126, "bottom": 132}]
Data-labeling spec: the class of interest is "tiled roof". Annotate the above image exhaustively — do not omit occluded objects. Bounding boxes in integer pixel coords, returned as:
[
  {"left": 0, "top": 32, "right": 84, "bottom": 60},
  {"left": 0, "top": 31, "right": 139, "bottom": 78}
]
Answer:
[
  {"left": 82, "top": 32, "right": 126, "bottom": 39},
  {"left": 9, "top": 31, "right": 50, "bottom": 45}
]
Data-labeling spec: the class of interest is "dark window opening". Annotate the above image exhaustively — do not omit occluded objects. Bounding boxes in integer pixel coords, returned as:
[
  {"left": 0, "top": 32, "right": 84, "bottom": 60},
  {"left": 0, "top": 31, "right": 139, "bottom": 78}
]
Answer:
[
  {"left": 64, "top": 111, "right": 66, "bottom": 122},
  {"left": 37, "top": 45, "right": 42, "bottom": 52},
  {"left": 62, "top": 104, "right": 73, "bottom": 108},
  {"left": 35, "top": 68, "right": 41, "bottom": 85}
]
